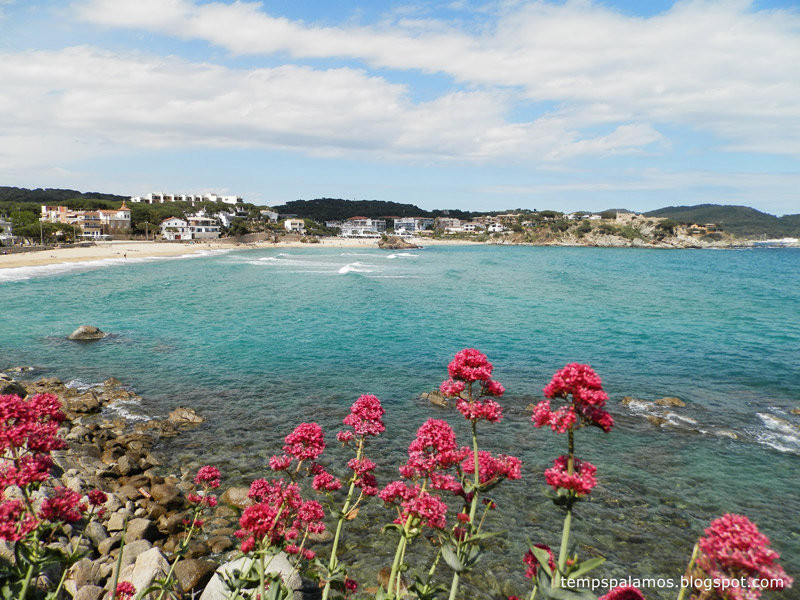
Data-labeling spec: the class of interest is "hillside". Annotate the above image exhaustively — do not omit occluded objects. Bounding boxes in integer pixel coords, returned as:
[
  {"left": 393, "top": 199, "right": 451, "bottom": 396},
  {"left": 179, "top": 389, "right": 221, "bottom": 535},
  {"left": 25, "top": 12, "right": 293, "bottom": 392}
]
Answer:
[
  {"left": 0, "top": 186, "right": 128, "bottom": 205},
  {"left": 644, "top": 204, "right": 800, "bottom": 238},
  {"left": 273, "top": 198, "right": 478, "bottom": 222}
]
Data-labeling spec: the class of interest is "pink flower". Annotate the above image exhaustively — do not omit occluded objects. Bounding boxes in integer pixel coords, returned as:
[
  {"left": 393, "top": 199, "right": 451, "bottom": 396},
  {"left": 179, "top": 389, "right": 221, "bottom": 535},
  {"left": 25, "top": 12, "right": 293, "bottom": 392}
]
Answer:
[
  {"left": 439, "top": 379, "right": 465, "bottom": 397},
  {"left": 483, "top": 379, "right": 505, "bottom": 397},
  {"left": 599, "top": 586, "right": 646, "bottom": 600},
  {"left": 533, "top": 363, "right": 614, "bottom": 433},
  {"left": 695, "top": 514, "right": 793, "bottom": 600},
  {"left": 455, "top": 397, "right": 503, "bottom": 423},
  {"left": 194, "top": 465, "right": 221, "bottom": 488},
  {"left": 544, "top": 456, "right": 597, "bottom": 496},
  {"left": 544, "top": 364, "right": 609, "bottom": 408},
  {"left": 345, "top": 577, "right": 358, "bottom": 592},
  {"left": 0, "top": 499, "right": 38, "bottom": 541},
  {"left": 524, "top": 544, "right": 555, "bottom": 579},
  {"left": 38, "top": 487, "right": 86, "bottom": 523},
  {"left": 343, "top": 394, "right": 385, "bottom": 437},
  {"left": 283, "top": 423, "right": 325, "bottom": 461},
  {"left": 447, "top": 348, "right": 494, "bottom": 383},
  {"left": 87, "top": 489, "right": 107, "bottom": 507},
  {"left": 461, "top": 450, "right": 522, "bottom": 486},
  {"left": 337, "top": 430, "right": 354, "bottom": 444},
  {"left": 400, "top": 419, "right": 467, "bottom": 480},
  {"left": 312, "top": 469, "right": 342, "bottom": 492},
  {"left": 269, "top": 455, "right": 292, "bottom": 471},
  {"left": 114, "top": 581, "right": 137, "bottom": 600}
]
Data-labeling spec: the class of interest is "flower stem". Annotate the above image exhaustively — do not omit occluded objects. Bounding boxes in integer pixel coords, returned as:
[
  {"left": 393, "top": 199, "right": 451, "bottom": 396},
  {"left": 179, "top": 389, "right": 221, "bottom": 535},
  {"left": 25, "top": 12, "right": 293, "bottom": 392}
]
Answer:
[
  {"left": 677, "top": 542, "right": 699, "bottom": 600},
  {"left": 19, "top": 561, "right": 36, "bottom": 600}
]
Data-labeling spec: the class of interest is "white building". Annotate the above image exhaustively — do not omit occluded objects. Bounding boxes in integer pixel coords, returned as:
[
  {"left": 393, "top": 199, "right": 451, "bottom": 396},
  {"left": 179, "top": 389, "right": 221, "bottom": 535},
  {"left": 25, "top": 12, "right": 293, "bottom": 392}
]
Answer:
[
  {"left": 41, "top": 203, "right": 130, "bottom": 236},
  {"left": 462, "top": 222, "right": 486, "bottom": 233},
  {"left": 160, "top": 217, "right": 191, "bottom": 241},
  {"left": 487, "top": 223, "right": 507, "bottom": 233},
  {"left": 260, "top": 210, "right": 279, "bottom": 223},
  {"left": 0, "top": 218, "right": 15, "bottom": 244},
  {"left": 187, "top": 216, "right": 221, "bottom": 239},
  {"left": 340, "top": 217, "right": 386, "bottom": 237},
  {"left": 131, "top": 193, "right": 243, "bottom": 206},
  {"left": 393, "top": 217, "right": 434, "bottom": 235},
  {"left": 284, "top": 219, "right": 306, "bottom": 233}
]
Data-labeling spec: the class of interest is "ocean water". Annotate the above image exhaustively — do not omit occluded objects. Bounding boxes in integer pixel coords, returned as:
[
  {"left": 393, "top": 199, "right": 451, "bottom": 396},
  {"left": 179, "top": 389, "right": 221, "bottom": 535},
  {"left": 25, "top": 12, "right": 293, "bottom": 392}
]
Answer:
[{"left": 1, "top": 245, "right": 798, "bottom": 599}]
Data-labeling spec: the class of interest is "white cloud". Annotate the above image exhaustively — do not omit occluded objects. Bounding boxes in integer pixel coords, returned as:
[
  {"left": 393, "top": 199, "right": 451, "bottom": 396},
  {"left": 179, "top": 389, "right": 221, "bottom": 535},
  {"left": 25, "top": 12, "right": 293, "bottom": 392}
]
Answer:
[
  {"left": 73, "top": 0, "right": 800, "bottom": 157},
  {"left": 0, "top": 45, "right": 660, "bottom": 173}
]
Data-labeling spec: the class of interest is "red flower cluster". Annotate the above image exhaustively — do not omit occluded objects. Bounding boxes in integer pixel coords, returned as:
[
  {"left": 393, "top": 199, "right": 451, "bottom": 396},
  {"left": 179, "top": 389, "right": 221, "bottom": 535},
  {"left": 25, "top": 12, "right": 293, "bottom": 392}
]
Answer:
[
  {"left": 194, "top": 465, "right": 221, "bottom": 488},
  {"left": 87, "top": 489, "right": 107, "bottom": 507},
  {"left": 399, "top": 419, "right": 468, "bottom": 480},
  {"left": 440, "top": 349, "right": 506, "bottom": 423},
  {"left": 236, "top": 478, "right": 325, "bottom": 554},
  {"left": 532, "top": 364, "right": 613, "bottom": 433},
  {"left": 114, "top": 581, "right": 137, "bottom": 600},
  {"left": 0, "top": 498, "right": 38, "bottom": 541},
  {"left": 271, "top": 423, "right": 326, "bottom": 472},
  {"left": 342, "top": 394, "right": 385, "bottom": 437},
  {"left": 523, "top": 544, "right": 555, "bottom": 579},
  {"left": 38, "top": 487, "right": 86, "bottom": 523},
  {"left": 696, "top": 514, "right": 793, "bottom": 600},
  {"left": 379, "top": 481, "right": 449, "bottom": 530},
  {"left": 460, "top": 450, "right": 522, "bottom": 487},
  {"left": 0, "top": 393, "right": 67, "bottom": 489},
  {"left": 311, "top": 468, "right": 342, "bottom": 493},
  {"left": 598, "top": 586, "right": 645, "bottom": 600},
  {"left": 544, "top": 456, "right": 597, "bottom": 496},
  {"left": 347, "top": 456, "right": 379, "bottom": 496}
]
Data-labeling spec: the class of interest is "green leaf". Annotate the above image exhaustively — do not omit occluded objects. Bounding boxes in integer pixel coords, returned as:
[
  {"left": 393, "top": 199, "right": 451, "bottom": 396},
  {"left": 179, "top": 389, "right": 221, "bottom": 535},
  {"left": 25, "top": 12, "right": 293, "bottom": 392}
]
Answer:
[
  {"left": 441, "top": 544, "right": 465, "bottom": 574},
  {"left": 567, "top": 557, "right": 605, "bottom": 580},
  {"left": 540, "top": 587, "right": 597, "bottom": 600},
  {"left": 530, "top": 545, "right": 554, "bottom": 577}
]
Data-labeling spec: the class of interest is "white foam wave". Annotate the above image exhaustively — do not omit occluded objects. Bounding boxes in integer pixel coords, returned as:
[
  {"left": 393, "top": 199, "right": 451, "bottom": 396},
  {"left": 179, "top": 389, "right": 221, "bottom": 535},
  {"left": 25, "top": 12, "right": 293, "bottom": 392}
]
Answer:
[
  {"left": 751, "top": 413, "right": 800, "bottom": 454},
  {"left": 65, "top": 379, "right": 104, "bottom": 393},
  {"left": 338, "top": 262, "right": 374, "bottom": 274},
  {"left": 0, "top": 249, "right": 233, "bottom": 283},
  {"left": 105, "top": 399, "right": 150, "bottom": 422},
  {"left": 757, "top": 412, "right": 798, "bottom": 435},
  {"left": 340, "top": 252, "right": 374, "bottom": 257}
]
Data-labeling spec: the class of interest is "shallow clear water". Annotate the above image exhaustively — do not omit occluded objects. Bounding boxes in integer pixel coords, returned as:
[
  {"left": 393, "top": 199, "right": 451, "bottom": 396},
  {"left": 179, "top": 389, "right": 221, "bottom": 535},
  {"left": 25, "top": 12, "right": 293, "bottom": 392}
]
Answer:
[{"left": 1, "top": 245, "right": 798, "bottom": 599}]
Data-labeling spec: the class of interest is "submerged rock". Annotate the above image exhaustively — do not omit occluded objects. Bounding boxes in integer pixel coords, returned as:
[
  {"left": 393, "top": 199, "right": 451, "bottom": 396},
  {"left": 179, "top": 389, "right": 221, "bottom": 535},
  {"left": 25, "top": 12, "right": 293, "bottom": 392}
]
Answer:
[
  {"left": 68, "top": 325, "right": 107, "bottom": 341},
  {"left": 655, "top": 396, "right": 686, "bottom": 407},
  {"left": 421, "top": 390, "right": 448, "bottom": 407},
  {"left": 378, "top": 235, "right": 420, "bottom": 250}
]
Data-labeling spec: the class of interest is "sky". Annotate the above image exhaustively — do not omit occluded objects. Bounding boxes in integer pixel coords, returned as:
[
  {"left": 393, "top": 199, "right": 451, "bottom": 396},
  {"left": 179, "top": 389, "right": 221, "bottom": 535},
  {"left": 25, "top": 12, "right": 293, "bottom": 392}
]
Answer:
[{"left": 1, "top": 0, "right": 799, "bottom": 214}]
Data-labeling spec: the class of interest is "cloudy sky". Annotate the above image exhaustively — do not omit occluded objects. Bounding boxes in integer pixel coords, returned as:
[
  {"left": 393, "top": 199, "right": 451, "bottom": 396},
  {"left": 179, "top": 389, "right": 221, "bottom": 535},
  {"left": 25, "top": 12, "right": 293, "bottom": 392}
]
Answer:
[{"left": 1, "top": 0, "right": 799, "bottom": 213}]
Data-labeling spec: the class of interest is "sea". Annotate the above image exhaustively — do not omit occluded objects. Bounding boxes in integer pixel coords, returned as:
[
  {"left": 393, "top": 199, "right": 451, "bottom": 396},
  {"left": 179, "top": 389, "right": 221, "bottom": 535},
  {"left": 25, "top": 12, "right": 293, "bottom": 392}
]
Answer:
[{"left": 1, "top": 245, "right": 798, "bottom": 599}]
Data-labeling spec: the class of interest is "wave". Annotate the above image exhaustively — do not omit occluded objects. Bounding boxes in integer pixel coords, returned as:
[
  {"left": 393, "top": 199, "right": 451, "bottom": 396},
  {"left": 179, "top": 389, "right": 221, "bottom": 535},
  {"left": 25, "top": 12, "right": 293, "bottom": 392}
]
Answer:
[
  {"left": 338, "top": 262, "right": 375, "bottom": 274},
  {"left": 0, "top": 249, "right": 233, "bottom": 283}
]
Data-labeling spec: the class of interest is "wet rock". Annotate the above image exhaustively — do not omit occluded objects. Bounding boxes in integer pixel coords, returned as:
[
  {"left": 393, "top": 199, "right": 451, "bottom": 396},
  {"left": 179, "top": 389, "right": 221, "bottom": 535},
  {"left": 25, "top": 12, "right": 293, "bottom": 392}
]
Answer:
[
  {"left": 378, "top": 235, "right": 420, "bottom": 250},
  {"left": 655, "top": 397, "right": 686, "bottom": 407},
  {"left": 0, "top": 380, "right": 28, "bottom": 397},
  {"left": 207, "top": 536, "right": 234, "bottom": 554},
  {"left": 68, "top": 325, "right": 107, "bottom": 341},
  {"left": 220, "top": 487, "right": 253, "bottom": 509},
  {"left": 421, "top": 390, "right": 448, "bottom": 407},
  {"left": 647, "top": 415, "right": 668, "bottom": 427},
  {"left": 168, "top": 406, "right": 205, "bottom": 426},
  {"left": 173, "top": 559, "right": 218, "bottom": 594},
  {"left": 620, "top": 396, "right": 641, "bottom": 405},
  {"left": 377, "top": 566, "right": 409, "bottom": 595},
  {"left": 791, "top": 408, "right": 800, "bottom": 416}
]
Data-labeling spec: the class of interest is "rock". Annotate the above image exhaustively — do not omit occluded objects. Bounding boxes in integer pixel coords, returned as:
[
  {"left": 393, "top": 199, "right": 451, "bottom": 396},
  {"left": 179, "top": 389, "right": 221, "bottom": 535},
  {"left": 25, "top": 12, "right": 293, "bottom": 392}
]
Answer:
[
  {"left": 106, "top": 512, "right": 129, "bottom": 532},
  {"left": 168, "top": 406, "right": 205, "bottom": 425},
  {"left": 74, "top": 585, "right": 105, "bottom": 600},
  {"left": 0, "top": 380, "right": 28, "bottom": 398},
  {"left": 117, "top": 547, "right": 170, "bottom": 599},
  {"left": 621, "top": 396, "right": 641, "bottom": 405},
  {"left": 64, "top": 558, "right": 101, "bottom": 596},
  {"left": 68, "top": 325, "right": 107, "bottom": 341},
  {"left": 220, "top": 487, "right": 253, "bottom": 509},
  {"left": 655, "top": 396, "right": 686, "bottom": 407},
  {"left": 200, "top": 554, "right": 301, "bottom": 600},
  {"left": 647, "top": 415, "right": 668, "bottom": 427},
  {"left": 173, "top": 559, "right": 218, "bottom": 594},
  {"left": 118, "top": 539, "right": 153, "bottom": 571},
  {"left": 116, "top": 484, "right": 144, "bottom": 502},
  {"left": 126, "top": 517, "right": 160, "bottom": 543},
  {"left": 150, "top": 483, "right": 183, "bottom": 510},
  {"left": 378, "top": 235, "right": 420, "bottom": 250},
  {"left": 791, "top": 408, "right": 800, "bottom": 416},
  {"left": 377, "top": 566, "right": 409, "bottom": 595},
  {"left": 84, "top": 521, "right": 109, "bottom": 548},
  {"left": 421, "top": 390, "right": 448, "bottom": 407},
  {"left": 98, "top": 534, "right": 122, "bottom": 555},
  {"left": 162, "top": 511, "right": 189, "bottom": 535},
  {"left": 207, "top": 536, "right": 234, "bottom": 553}
]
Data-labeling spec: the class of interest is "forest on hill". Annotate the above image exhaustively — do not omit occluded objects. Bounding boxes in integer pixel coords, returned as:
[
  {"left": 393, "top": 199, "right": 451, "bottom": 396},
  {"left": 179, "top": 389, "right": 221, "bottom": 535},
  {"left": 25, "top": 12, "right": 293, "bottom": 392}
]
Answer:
[{"left": 645, "top": 204, "right": 800, "bottom": 238}]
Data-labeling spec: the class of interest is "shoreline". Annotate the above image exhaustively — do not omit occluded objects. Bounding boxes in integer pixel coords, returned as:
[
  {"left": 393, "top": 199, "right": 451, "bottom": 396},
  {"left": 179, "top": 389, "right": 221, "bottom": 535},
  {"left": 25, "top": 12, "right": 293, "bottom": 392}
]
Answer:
[{"left": 0, "top": 237, "right": 480, "bottom": 270}]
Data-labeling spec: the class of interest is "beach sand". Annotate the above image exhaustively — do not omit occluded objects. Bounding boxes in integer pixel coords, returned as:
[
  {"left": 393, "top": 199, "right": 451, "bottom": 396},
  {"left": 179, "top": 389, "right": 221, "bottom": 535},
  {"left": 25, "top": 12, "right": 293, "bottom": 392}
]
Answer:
[{"left": 0, "top": 237, "right": 479, "bottom": 270}]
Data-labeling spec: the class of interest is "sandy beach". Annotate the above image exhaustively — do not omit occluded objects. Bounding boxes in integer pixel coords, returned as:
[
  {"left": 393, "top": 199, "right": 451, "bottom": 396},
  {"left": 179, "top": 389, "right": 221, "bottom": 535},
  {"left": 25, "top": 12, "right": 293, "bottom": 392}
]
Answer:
[{"left": 0, "top": 237, "right": 479, "bottom": 270}]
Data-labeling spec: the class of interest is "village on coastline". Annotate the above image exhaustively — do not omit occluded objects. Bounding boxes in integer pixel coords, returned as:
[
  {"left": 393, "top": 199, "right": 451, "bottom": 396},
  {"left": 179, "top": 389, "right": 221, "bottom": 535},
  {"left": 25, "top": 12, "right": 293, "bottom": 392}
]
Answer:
[{"left": 4, "top": 188, "right": 797, "bottom": 256}]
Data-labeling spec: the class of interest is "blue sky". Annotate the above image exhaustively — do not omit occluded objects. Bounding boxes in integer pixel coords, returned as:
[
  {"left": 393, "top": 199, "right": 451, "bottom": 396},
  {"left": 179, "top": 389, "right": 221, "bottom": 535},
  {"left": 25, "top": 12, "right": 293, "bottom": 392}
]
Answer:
[{"left": 1, "top": 0, "right": 799, "bottom": 214}]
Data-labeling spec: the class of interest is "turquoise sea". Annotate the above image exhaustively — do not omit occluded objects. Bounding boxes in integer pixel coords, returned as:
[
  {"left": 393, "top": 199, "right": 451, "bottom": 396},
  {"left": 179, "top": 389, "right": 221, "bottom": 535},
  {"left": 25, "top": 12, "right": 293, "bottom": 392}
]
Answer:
[{"left": 1, "top": 245, "right": 798, "bottom": 599}]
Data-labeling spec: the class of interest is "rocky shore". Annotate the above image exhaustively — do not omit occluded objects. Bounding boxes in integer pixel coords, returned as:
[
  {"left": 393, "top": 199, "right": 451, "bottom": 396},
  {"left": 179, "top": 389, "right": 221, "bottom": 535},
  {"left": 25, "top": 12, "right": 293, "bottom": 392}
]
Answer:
[{"left": 0, "top": 373, "right": 318, "bottom": 600}]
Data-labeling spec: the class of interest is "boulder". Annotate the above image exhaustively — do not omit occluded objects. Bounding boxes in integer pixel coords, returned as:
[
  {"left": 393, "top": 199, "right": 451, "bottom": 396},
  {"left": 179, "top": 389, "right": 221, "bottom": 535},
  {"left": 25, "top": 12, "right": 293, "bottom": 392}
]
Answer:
[
  {"left": 173, "top": 559, "right": 218, "bottom": 594},
  {"left": 150, "top": 483, "right": 183, "bottom": 510},
  {"left": 117, "top": 547, "right": 170, "bottom": 599},
  {"left": 126, "top": 517, "right": 160, "bottom": 543},
  {"left": 791, "top": 408, "right": 800, "bottom": 416},
  {"left": 655, "top": 397, "right": 686, "bottom": 407},
  {"left": 647, "top": 415, "right": 668, "bottom": 427},
  {"left": 220, "top": 487, "right": 253, "bottom": 509},
  {"left": 0, "top": 380, "right": 28, "bottom": 398},
  {"left": 168, "top": 406, "right": 205, "bottom": 425},
  {"left": 68, "top": 325, "right": 107, "bottom": 341},
  {"left": 378, "top": 235, "right": 421, "bottom": 250},
  {"left": 64, "top": 558, "right": 101, "bottom": 596},
  {"left": 421, "top": 390, "right": 448, "bottom": 407},
  {"left": 84, "top": 521, "right": 109, "bottom": 548},
  {"left": 74, "top": 585, "right": 105, "bottom": 600},
  {"left": 199, "top": 554, "right": 301, "bottom": 600}
]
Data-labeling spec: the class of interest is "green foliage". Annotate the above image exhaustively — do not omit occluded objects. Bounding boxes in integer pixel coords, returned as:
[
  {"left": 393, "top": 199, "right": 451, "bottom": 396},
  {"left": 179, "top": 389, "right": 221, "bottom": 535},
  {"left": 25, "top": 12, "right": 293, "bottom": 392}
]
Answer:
[
  {"left": 600, "top": 210, "right": 617, "bottom": 220},
  {"left": 549, "top": 220, "right": 570, "bottom": 232},
  {"left": 272, "top": 198, "right": 479, "bottom": 223},
  {"left": 656, "top": 218, "right": 679, "bottom": 235},
  {"left": 645, "top": 204, "right": 800, "bottom": 238},
  {"left": 575, "top": 222, "right": 592, "bottom": 236}
]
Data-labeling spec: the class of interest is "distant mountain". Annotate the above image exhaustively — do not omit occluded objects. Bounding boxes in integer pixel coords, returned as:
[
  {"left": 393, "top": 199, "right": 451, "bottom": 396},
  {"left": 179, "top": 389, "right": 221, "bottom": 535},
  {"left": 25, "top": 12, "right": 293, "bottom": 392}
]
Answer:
[
  {"left": 644, "top": 204, "right": 800, "bottom": 238},
  {"left": 272, "top": 198, "right": 478, "bottom": 222}
]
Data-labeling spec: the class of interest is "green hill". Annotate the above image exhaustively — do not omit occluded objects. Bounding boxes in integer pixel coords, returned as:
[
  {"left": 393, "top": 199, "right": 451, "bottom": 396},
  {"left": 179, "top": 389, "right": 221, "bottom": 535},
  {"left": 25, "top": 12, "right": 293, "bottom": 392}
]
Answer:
[
  {"left": 273, "top": 198, "right": 478, "bottom": 222},
  {"left": 644, "top": 204, "right": 800, "bottom": 238}
]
